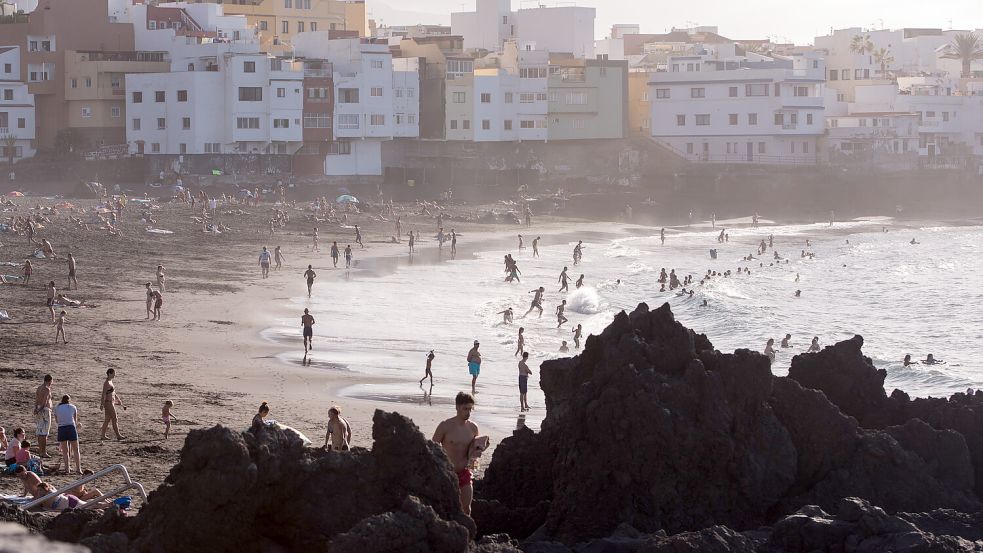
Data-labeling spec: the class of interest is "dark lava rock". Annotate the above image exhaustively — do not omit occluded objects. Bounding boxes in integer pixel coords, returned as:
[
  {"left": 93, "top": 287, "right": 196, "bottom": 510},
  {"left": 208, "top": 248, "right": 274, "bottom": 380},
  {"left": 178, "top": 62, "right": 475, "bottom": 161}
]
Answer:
[{"left": 0, "top": 522, "right": 89, "bottom": 553}]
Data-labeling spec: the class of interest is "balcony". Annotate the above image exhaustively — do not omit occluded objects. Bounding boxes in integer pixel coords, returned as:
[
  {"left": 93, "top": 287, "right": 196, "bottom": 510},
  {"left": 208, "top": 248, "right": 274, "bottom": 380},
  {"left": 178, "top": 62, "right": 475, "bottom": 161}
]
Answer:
[
  {"left": 304, "top": 67, "right": 332, "bottom": 78},
  {"left": 0, "top": 127, "right": 8, "bottom": 135},
  {"left": 782, "top": 123, "right": 797, "bottom": 130}
]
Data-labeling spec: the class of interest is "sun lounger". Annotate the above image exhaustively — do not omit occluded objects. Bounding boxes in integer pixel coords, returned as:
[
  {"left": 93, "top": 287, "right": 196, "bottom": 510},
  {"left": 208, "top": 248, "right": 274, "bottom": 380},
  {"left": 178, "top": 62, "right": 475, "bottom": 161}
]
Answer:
[{"left": 16, "top": 464, "right": 148, "bottom": 511}]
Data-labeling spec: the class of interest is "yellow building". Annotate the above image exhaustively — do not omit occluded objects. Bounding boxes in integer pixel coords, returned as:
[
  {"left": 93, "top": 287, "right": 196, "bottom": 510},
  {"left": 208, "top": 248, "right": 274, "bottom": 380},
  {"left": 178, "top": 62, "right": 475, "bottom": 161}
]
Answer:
[
  {"left": 628, "top": 71, "right": 651, "bottom": 137},
  {"left": 207, "top": 0, "right": 353, "bottom": 54}
]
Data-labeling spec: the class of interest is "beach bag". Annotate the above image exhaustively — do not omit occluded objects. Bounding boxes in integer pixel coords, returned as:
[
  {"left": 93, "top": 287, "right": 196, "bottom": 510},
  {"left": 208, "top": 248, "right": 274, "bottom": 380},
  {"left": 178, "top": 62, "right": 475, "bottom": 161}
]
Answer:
[
  {"left": 113, "top": 496, "right": 132, "bottom": 510},
  {"left": 27, "top": 459, "right": 43, "bottom": 477}
]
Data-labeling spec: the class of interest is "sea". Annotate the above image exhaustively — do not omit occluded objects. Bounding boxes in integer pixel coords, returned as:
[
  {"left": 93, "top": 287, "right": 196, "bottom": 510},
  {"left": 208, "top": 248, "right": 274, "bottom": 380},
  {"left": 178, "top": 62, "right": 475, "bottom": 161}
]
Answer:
[{"left": 261, "top": 218, "right": 983, "bottom": 437}]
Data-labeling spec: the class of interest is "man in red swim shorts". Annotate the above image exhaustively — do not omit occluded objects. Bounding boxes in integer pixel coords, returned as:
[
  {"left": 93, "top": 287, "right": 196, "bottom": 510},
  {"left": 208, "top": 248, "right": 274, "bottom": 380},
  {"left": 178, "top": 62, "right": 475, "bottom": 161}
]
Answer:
[{"left": 433, "top": 391, "right": 479, "bottom": 516}]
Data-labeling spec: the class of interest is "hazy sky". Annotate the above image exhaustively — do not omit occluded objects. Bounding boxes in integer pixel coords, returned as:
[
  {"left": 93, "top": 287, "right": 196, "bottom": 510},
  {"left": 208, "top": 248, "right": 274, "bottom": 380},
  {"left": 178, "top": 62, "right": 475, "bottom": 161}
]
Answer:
[{"left": 369, "top": 0, "right": 982, "bottom": 45}]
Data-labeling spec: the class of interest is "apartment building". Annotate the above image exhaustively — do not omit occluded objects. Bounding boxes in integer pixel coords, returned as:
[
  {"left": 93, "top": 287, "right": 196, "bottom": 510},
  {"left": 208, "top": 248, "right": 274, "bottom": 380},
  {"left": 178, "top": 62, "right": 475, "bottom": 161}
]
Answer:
[
  {"left": 125, "top": 53, "right": 305, "bottom": 155},
  {"left": 547, "top": 57, "right": 627, "bottom": 140},
  {"left": 648, "top": 52, "right": 826, "bottom": 164},
  {"left": 195, "top": 0, "right": 349, "bottom": 54},
  {"left": 396, "top": 35, "right": 466, "bottom": 139},
  {"left": 452, "top": 0, "right": 595, "bottom": 58},
  {"left": 825, "top": 112, "right": 920, "bottom": 168},
  {"left": 0, "top": 45, "right": 35, "bottom": 161}
]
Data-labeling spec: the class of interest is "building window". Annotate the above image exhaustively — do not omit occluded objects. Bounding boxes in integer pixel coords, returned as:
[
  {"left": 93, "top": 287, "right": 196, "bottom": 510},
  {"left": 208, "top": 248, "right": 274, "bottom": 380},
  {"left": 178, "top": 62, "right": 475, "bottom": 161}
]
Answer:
[
  {"left": 829, "top": 70, "right": 838, "bottom": 81},
  {"left": 655, "top": 88, "right": 670, "bottom": 99},
  {"left": 504, "top": 119, "right": 512, "bottom": 130},
  {"left": 338, "top": 88, "right": 359, "bottom": 103},
  {"left": 303, "top": 113, "right": 330, "bottom": 128},
  {"left": 536, "top": 92, "right": 547, "bottom": 101},
  {"left": 729, "top": 114, "right": 738, "bottom": 125},
  {"left": 504, "top": 92, "right": 513, "bottom": 103},
  {"left": 111, "top": 107, "right": 121, "bottom": 118},
  {"left": 806, "top": 113, "right": 813, "bottom": 125},
  {"left": 450, "top": 120, "right": 457, "bottom": 130},
  {"left": 132, "top": 91, "right": 142, "bottom": 103},
  {"left": 841, "top": 69, "right": 849, "bottom": 80},
  {"left": 565, "top": 92, "right": 586, "bottom": 105},
  {"left": 758, "top": 142, "right": 766, "bottom": 154},
  {"left": 310, "top": 22, "right": 317, "bottom": 31},
  {"left": 745, "top": 84, "right": 768, "bottom": 97},
  {"left": 204, "top": 143, "right": 221, "bottom": 153},
  {"left": 244, "top": 61, "right": 256, "bottom": 73},
  {"left": 408, "top": 114, "right": 416, "bottom": 124},
  {"left": 157, "top": 118, "right": 166, "bottom": 129},
  {"left": 370, "top": 114, "right": 385, "bottom": 125},
  {"left": 328, "top": 141, "right": 351, "bottom": 155},
  {"left": 686, "top": 143, "right": 693, "bottom": 154},
  {"left": 179, "top": 143, "right": 187, "bottom": 154},
  {"left": 519, "top": 67, "right": 547, "bottom": 78},
  {"left": 282, "top": 20, "right": 289, "bottom": 34},
  {"left": 3, "top": 89, "right": 11, "bottom": 101},
  {"left": 690, "top": 87, "right": 705, "bottom": 98},
  {"left": 177, "top": 90, "right": 188, "bottom": 102},
  {"left": 695, "top": 114, "right": 710, "bottom": 126},
  {"left": 729, "top": 86, "right": 738, "bottom": 97},
  {"left": 155, "top": 91, "right": 165, "bottom": 102},
  {"left": 749, "top": 113, "right": 757, "bottom": 125},
  {"left": 790, "top": 113, "right": 798, "bottom": 125},
  {"left": 463, "top": 119, "right": 470, "bottom": 130},
  {"left": 480, "top": 92, "right": 491, "bottom": 103},
  {"left": 182, "top": 117, "right": 191, "bottom": 130},
  {"left": 370, "top": 59, "right": 384, "bottom": 69},
  {"left": 70, "top": 78, "right": 77, "bottom": 89},
  {"left": 81, "top": 107, "right": 92, "bottom": 118},
  {"left": 284, "top": 0, "right": 292, "bottom": 7},
  {"left": 803, "top": 141, "right": 810, "bottom": 153},
  {"left": 482, "top": 119, "right": 490, "bottom": 130},
  {"left": 774, "top": 83, "right": 781, "bottom": 96},
  {"left": 297, "top": 21, "right": 305, "bottom": 33},
  {"left": 238, "top": 87, "right": 263, "bottom": 101},
  {"left": 519, "top": 93, "right": 535, "bottom": 103},
  {"left": 572, "top": 119, "right": 585, "bottom": 130},
  {"left": 236, "top": 117, "right": 260, "bottom": 129},
  {"left": 3, "top": 64, "right": 9, "bottom": 73},
  {"left": 337, "top": 114, "right": 359, "bottom": 129},
  {"left": 370, "top": 87, "right": 383, "bottom": 97},
  {"left": 16, "top": 117, "right": 24, "bottom": 128},
  {"left": 407, "top": 88, "right": 415, "bottom": 98},
  {"left": 259, "top": 21, "right": 268, "bottom": 31},
  {"left": 132, "top": 118, "right": 141, "bottom": 130},
  {"left": 774, "top": 113, "right": 783, "bottom": 125},
  {"left": 452, "top": 91, "right": 466, "bottom": 103},
  {"left": 942, "top": 112, "right": 950, "bottom": 122},
  {"left": 151, "top": 143, "right": 160, "bottom": 153},
  {"left": 520, "top": 120, "right": 534, "bottom": 129},
  {"left": 83, "top": 77, "right": 91, "bottom": 88},
  {"left": 794, "top": 86, "right": 809, "bottom": 97},
  {"left": 277, "top": 87, "right": 286, "bottom": 98},
  {"left": 273, "top": 118, "right": 289, "bottom": 128},
  {"left": 676, "top": 114, "right": 685, "bottom": 126}
]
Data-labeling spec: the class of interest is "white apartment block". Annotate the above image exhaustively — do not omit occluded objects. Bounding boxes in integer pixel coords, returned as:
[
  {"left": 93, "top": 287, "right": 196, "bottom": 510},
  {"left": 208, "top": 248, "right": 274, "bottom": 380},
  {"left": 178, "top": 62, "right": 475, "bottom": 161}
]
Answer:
[
  {"left": 452, "top": 0, "right": 594, "bottom": 58},
  {"left": 648, "top": 53, "right": 826, "bottom": 165},
  {"left": 0, "top": 46, "right": 36, "bottom": 162},
  {"left": 125, "top": 52, "right": 303, "bottom": 155},
  {"left": 392, "top": 57, "right": 421, "bottom": 138}
]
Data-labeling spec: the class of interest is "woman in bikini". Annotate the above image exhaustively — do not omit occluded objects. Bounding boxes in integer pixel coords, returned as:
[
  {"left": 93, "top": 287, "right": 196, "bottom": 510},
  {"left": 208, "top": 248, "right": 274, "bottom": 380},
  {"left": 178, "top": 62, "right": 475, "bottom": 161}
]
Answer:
[{"left": 99, "top": 368, "right": 126, "bottom": 441}]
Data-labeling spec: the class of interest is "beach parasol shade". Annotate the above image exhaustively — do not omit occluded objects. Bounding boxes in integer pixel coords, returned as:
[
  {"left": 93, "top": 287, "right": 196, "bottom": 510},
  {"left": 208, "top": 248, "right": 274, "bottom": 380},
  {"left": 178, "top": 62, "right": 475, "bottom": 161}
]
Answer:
[
  {"left": 6, "top": 191, "right": 23, "bottom": 196},
  {"left": 336, "top": 194, "right": 358, "bottom": 204}
]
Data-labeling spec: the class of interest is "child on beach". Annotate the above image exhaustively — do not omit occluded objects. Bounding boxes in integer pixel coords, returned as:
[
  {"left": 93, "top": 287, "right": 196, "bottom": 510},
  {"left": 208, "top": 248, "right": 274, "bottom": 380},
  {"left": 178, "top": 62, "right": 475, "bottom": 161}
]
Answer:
[
  {"left": 162, "top": 400, "right": 174, "bottom": 439},
  {"left": 55, "top": 310, "right": 67, "bottom": 344},
  {"left": 420, "top": 351, "right": 435, "bottom": 386}
]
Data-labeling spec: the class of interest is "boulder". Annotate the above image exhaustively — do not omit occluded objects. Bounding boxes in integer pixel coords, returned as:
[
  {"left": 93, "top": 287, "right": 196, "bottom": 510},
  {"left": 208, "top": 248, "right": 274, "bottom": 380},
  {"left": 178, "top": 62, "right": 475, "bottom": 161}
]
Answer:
[{"left": 0, "top": 522, "right": 89, "bottom": 553}]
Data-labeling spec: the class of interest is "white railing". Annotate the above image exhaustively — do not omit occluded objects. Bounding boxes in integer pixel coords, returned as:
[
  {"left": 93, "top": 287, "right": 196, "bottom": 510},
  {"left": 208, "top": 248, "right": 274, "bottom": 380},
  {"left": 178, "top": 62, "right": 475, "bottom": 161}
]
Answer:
[{"left": 22, "top": 464, "right": 148, "bottom": 511}]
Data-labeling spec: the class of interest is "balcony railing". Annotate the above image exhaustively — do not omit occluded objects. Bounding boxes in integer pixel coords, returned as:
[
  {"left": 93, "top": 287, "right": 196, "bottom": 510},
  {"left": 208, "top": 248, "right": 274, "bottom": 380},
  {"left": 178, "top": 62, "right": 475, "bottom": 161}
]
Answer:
[
  {"left": 304, "top": 68, "right": 332, "bottom": 78},
  {"left": 782, "top": 123, "right": 797, "bottom": 130}
]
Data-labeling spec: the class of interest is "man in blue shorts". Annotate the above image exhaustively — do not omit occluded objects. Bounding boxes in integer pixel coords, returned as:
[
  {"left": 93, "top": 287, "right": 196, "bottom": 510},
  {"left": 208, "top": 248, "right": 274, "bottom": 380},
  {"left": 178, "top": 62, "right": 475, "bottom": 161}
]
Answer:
[{"left": 466, "top": 340, "right": 481, "bottom": 394}]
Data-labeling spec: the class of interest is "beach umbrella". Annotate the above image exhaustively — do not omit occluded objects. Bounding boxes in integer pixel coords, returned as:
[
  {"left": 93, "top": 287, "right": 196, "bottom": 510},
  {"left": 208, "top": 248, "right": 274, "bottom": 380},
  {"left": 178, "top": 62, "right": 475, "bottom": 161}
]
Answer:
[
  {"left": 336, "top": 194, "right": 358, "bottom": 204},
  {"left": 6, "top": 191, "right": 23, "bottom": 197}
]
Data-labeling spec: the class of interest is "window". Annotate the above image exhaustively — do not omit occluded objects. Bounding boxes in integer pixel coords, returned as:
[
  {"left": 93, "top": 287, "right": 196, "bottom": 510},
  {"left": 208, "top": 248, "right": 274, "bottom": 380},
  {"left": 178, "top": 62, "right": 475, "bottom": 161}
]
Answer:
[
  {"left": 806, "top": 113, "right": 813, "bottom": 125},
  {"left": 282, "top": 20, "right": 289, "bottom": 34},
  {"left": 565, "top": 92, "right": 586, "bottom": 105},
  {"left": 504, "top": 92, "right": 513, "bottom": 103},
  {"left": 758, "top": 142, "right": 766, "bottom": 154},
  {"left": 450, "top": 120, "right": 457, "bottom": 130},
  {"left": 695, "top": 114, "right": 710, "bottom": 126},
  {"left": 480, "top": 92, "right": 491, "bottom": 103},
  {"left": 179, "top": 143, "right": 187, "bottom": 154},
  {"left": 273, "top": 118, "right": 289, "bottom": 128},
  {"left": 729, "top": 86, "right": 738, "bottom": 97},
  {"left": 3, "top": 89, "right": 11, "bottom": 101},
  {"left": 157, "top": 118, "right": 166, "bottom": 129},
  {"left": 452, "top": 91, "right": 466, "bottom": 103},
  {"left": 745, "top": 84, "right": 768, "bottom": 97},
  {"left": 171, "top": 90, "right": 186, "bottom": 104},
  {"left": 481, "top": 119, "right": 490, "bottom": 130},
  {"left": 244, "top": 61, "right": 256, "bottom": 73},
  {"left": 676, "top": 114, "right": 685, "bottom": 126},
  {"left": 259, "top": 20, "right": 268, "bottom": 31},
  {"left": 337, "top": 114, "right": 359, "bottom": 129},
  {"left": 774, "top": 83, "right": 780, "bottom": 96},
  {"left": 537, "top": 93, "right": 547, "bottom": 101},
  {"left": 310, "top": 22, "right": 317, "bottom": 32},
  {"left": 794, "top": 86, "right": 809, "bottom": 97},
  {"left": 236, "top": 117, "right": 260, "bottom": 129},
  {"left": 790, "top": 113, "right": 798, "bottom": 125},
  {"left": 520, "top": 120, "right": 534, "bottom": 129},
  {"left": 132, "top": 118, "right": 141, "bottom": 130},
  {"left": 655, "top": 88, "right": 670, "bottom": 99},
  {"left": 926, "top": 111, "right": 935, "bottom": 118},
  {"left": 749, "top": 113, "right": 758, "bottom": 125},
  {"left": 70, "top": 78, "right": 77, "bottom": 89},
  {"left": 803, "top": 141, "right": 810, "bottom": 153},
  {"left": 519, "top": 67, "right": 547, "bottom": 78},
  {"left": 303, "top": 113, "right": 330, "bottom": 128},
  {"left": 370, "top": 114, "right": 385, "bottom": 125},
  {"left": 854, "top": 69, "right": 863, "bottom": 80},
  {"left": 504, "top": 119, "right": 512, "bottom": 130},
  {"left": 829, "top": 70, "right": 838, "bottom": 81},
  {"left": 462, "top": 119, "right": 470, "bottom": 130},
  {"left": 519, "top": 93, "right": 535, "bottom": 103},
  {"left": 447, "top": 60, "right": 473, "bottom": 74},
  {"left": 111, "top": 107, "right": 121, "bottom": 118},
  {"left": 297, "top": 21, "right": 304, "bottom": 33},
  {"left": 686, "top": 143, "right": 694, "bottom": 154},
  {"left": 774, "top": 113, "right": 783, "bottom": 125},
  {"left": 182, "top": 117, "right": 191, "bottom": 130},
  {"left": 841, "top": 69, "right": 849, "bottom": 80},
  {"left": 791, "top": 142, "right": 796, "bottom": 154},
  {"left": 276, "top": 87, "right": 286, "bottom": 98},
  {"left": 28, "top": 41, "right": 37, "bottom": 52},
  {"left": 370, "top": 87, "right": 383, "bottom": 97},
  {"left": 729, "top": 114, "right": 738, "bottom": 125},
  {"left": 84, "top": 77, "right": 91, "bottom": 88},
  {"left": 204, "top": 143, "right": 221, "bottom": 153},
  {"left": 238, "top": 87, "right": 263, "bottom": 101},
  {"left": 942, "top": 112, "right": 950, "bottom": 122},
  {"left": 151, "top": 143, "right": 160, "bottom": 153},
  {"left": 132, "top": 91, "right": 143, "bottom": 103},
  {"left": 155, "top": 91, "right": 165, "bottom": 102},
  {"left": 284, "top": 0, "right": 292, "bottom": 7},
  {"left": 81, "top": 107, "right": 92, "bottom": 118},
  {"left": 16, "top": 117, "right": 24, "bottom": 128},
  {"left": 3, "top": 64, "right": 9, "bottom": 73},
  {"left": 370, "top": 59, "right": 384, "bottom": 69},
  {"left": 328, "top": 141, "right": 351, "bottom": 155},
  {"left": 690, "top": 87, "right": 705, "bottom": 98},
  {"left": 572, "top": 119, "right": 585, "bottom": 130},
  {"left": 339, "top": 88, "right": 359, "bottom": 103},
  {"left": 408, "top": 114, "right": 416, "bottom": 124},
  {"left": 407, "top": 88, "right": 415, "bottom": 98}
]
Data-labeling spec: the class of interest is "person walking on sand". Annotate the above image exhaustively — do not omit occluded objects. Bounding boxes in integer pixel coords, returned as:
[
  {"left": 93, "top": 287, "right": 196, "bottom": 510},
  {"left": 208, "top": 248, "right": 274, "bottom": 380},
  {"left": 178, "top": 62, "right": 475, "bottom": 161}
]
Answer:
[
  {"left": 34, "top": 374, "right": 53, "bottom": 458},
  {"left": 451, "top": 229, "right": 458, "bottom": 258},
  {"left": 555, "top": 300, "right": 568, "bottom": 328},
  {"left": 518, "top": 352, "right": 532, "bottom": 411},
  {"left": 151, "top": 288, "right": 163, "bottom": 321},
  {"left": 301, "top": 308, "right": 315, "bottom": 352},
  {"left": 532, "top": 236, "right": 541, "bottom": 258},
  {"left": 432, "top": 392, "right": 480, "bottom": 516},
  {"left": 145, "top": 282, "right": 154, "bottom": 319},
  {"left": 558, "top": 267, "right": 570, "bottom": 293},
  {"left": 420, "top": 350, "right": 435, "bottom": 386},
  {"left": 312, "top": 227, "right": 320, "bottom": 252},
  {"left": 303, "top": 265, "right": 317, "bottom": 297},
  {"left": 54, "top": 395, "right": 82, "bottom": 475},
  {"left": 395, "top": 217, "right": 402, "bottom": 242},
  {"left": 67, "top": 254, "right": 78, "bottom": 290},
  {"left": 259, "top": 247, "right": 272, "bottom": 279},
  {"left": 408, "top": 231, "right": 415, "bottom": 254},
  {"left": 466, "top": 341, "right": 481, "bottom": 394},
  {"left": 54, "top": 310, "right": 67, "bottom": 344},
  {"left": 99, "top": 368, "right": 126, "bottom": 441},
  {"left": 161, "top": 400, "right": 174, "bottom": 439},
  {"left": 274, "top": 246, "right": 285, "bottom": 271},
  {"left": 156, "top": 265, "right": 166, "bottom": 293},
  {"left": 518, "top": 234, "right": 524, "bottom": 251},
  {"left": 355, "top": 225, "right": 364, "bottom": 248},
  {"left": 330, "top": 241, "right": 340, "bottom": 268},
  {"left": 573, "top": 324, "right": 583, "bottom": 348},
  {"left": 324, "top": 406, "right": 352, "bottom": 451},
  {"left": 45, "top": 281, "right": 56, "bottom": 322},
  {"left": 23, "top": 259, "right": 31, "bottom": 286},
  {"left": 344, "top": 245, "right": 353, "bottom": 269}
]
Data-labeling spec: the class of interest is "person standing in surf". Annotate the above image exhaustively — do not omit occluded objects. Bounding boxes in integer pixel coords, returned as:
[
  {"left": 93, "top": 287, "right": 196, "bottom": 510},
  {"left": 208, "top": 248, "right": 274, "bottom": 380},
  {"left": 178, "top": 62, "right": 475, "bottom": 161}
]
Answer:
[
  {"left": 420, "top": 350, "right": 435, "bottom": 386},
  {"left": 558, "top": 267, "right": 570, "bottom": 293},
  {"left": 518, "top": 352, "right": 532, "bottom": 412},
  {"left": 466, "top": 341, "right": 481, "bottom": 394},
  {"left": 301, "top": 309, "right": 315, "bottom": 352},
  {"left": 303, "top": 265, "right": 316, "bottom": 297}
]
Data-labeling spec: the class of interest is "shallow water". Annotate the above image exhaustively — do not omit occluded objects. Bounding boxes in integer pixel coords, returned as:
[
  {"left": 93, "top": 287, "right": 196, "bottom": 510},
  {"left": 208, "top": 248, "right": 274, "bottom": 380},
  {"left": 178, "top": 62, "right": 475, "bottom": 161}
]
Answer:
[{"left": 263, "top": 219, "right": 983, "bottom": 436}]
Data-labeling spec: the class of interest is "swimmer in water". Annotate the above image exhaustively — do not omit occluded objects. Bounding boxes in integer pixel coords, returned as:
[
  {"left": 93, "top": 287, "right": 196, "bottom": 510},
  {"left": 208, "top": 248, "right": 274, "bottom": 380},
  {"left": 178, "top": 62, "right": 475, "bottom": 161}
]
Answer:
[
  {"left": 575, "top": 274, "right": 585, "bottom": 289},
  {"left": 903, "top": 354, "right": 914, "bottom": 367},
  {"left": 497, "top": 308, "right": 514, "bottom": 324},
  {"left": 808, "top": 336, "right": 820, "bottom": 353},
  {"left": 572, "top": 324, "right": 583, "bottom": 348},
  {"left": 700, "top": 299, "right": 708, "bottom": 307},
  {"left": 794, "top": 290, "right": 801, "bottom": 297},
  {"left": 781, "top": 334, "right": 792, "bottom": 348},
  {"left": 559, "top": 341, "right": 570, "bottom": 353},
  {"left": 910, "top": 238, "right": 919, "bottom": 245},
  {"left": 764, "top": 338, "right": 776, "bottom": 364},
  {"left": 555, "top": 300, "right": 568, "bottom": 328},
  {"left": 558, "top": 267, "right": 569, "bottom": 292},
  {"left": 922, "top": 354, "right": 940, "bottom": 365}
]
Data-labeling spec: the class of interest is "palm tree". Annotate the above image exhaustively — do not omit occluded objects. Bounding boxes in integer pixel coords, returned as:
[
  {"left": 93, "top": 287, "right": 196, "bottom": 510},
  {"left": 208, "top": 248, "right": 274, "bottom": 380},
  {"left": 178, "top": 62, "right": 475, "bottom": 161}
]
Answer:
[
  {"left": 939, "top": 32, "right": 983, "bottom": 77},
  {"left": 872, "top": 47, "right": 895, "bottom": 77},
  {"left": 849, "top": 34, "right": 873, "bottom": 55}
]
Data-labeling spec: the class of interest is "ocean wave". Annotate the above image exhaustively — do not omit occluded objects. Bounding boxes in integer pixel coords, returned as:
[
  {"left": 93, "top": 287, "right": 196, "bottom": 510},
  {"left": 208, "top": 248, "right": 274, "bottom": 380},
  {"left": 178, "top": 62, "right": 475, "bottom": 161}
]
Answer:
[{"left": 566, "top": 287, "right": 603, "bottom": 315}]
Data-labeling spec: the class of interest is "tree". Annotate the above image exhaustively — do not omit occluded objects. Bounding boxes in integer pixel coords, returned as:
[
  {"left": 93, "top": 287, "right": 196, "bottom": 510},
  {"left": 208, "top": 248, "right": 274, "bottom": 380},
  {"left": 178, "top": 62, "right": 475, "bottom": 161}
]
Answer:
[
  {"left": 849, "top": 34, "right": 874, "bottom": 55},
  {"left": 2, "top": 134, "right": 15, "bottom": 168},
  {"left": 872, "top": 47, "right": 895, "bottom": 77},
  {"left": 939, "top": 32, "right": 983, "bottom": 78}
]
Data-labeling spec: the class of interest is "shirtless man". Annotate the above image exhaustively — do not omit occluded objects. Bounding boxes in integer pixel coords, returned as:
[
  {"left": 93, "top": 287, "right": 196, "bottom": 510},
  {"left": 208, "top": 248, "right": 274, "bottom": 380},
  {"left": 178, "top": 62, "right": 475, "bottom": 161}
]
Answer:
[
  {"left": 558, "top": 267, "right": 569, "bottom": 293},
  {"left": 301, "top": 308, "right": 315, "bottom": 352},
  {"left": 46, "top": 281, "right": 56, "bottom": 322},
  {"left": 515, "top": 327, "right": 525, "bottom": 356},
  {"left": 467, "top": 341, "right": 481, "bottom": 394},
  {"left": 156, "top": 265, "right": 166, "bottom": 292},
  {"left": 67, "top": 254, "right": 78, "bottom": 290},
  {"left": 518, "top": 353, "right": 532, "bottom": 412},
  {"left": 808, "top": 336, "right": 820, "bottom": 353},
  {"left": 432, "top": 392, "right": 480, "bottom": 516},
  {"left": 312, "top": 227, "right": 320, "bottom": 252},
  {"left": 780, "top": 334, "right": 792, "bottom": 348},
  {"left": 303, "top": 265, "right": 317, "bottom": 297},
  {"left": 355, "top": 225, "right": 363, "bottom": 248},
  {"left": 575, "top": 274, "right": 584, "bottom": 289},
  {"left": 555, "top": 300, "right": 568, "bottom": 328},
  {"left": 34, "top": 375, "right": 53, "bottom": 457},
  {"left": 524, "top": 287, "right": 545, "bottom": 318},
  {"left": 518, "top": 234, "right": 524, "bottom": 250},
  {"left": 274, "top": 246, "right": 285, "bottom": 270},
  {"left": 324, "top": 406, "right": 352, "bottom": 451},
  {"left": 55, "top": 310, "right": 67, "bottom": 343},
  {"left": 573, "top": 324, "right": 583, "bottom": 349},
  {"left": 573, "top": 241, "right": 583, "bottom": 265},
  {"left": 330, "top": 242, "right": 340, "bottom": 268},
  {"left": 450, "top": 229, "right": 457, "bottom": 258},
  {"left": 420, "top": 350, "right": 435, "bottom": 386},
  {"left": 497, "top": 307, "right": 513, "bottom": 324},
  {"left": 532, "top": 236, "right": 541, "bottom": 258},
  {"left": 258, "top": 247, "right": 272, "bottom": 279}
]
